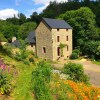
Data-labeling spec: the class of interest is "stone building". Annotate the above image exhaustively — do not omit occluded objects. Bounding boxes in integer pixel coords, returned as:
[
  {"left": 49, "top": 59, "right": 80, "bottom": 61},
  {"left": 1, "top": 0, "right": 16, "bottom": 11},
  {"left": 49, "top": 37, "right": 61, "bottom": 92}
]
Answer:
[
  {"left": 26, "top": 31, "right": 36, "bottom": 52},
  {"left": 35, "top": 18, "right": 72, "bottom": 61}
]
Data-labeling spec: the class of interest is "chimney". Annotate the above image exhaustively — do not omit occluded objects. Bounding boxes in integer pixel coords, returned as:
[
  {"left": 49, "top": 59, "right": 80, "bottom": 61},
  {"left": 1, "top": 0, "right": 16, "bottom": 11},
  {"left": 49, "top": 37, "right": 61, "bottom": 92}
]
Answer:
[{"left": 12, "top": 37, "right": 16, "bottom": 42}]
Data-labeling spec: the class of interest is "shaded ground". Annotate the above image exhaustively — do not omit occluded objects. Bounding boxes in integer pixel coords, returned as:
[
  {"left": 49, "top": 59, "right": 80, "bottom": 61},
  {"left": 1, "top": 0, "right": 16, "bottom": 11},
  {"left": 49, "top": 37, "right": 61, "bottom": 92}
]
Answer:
[{"left": 53, "top": 59, "right": 100, "bottom": 87}]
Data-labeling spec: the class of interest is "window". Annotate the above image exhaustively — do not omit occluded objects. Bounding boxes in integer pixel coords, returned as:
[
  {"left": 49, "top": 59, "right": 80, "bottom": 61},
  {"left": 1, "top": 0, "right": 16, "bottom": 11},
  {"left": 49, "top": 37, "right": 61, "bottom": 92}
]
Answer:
[
  {"left": 67, "top": 45, "right": 69, "bottom": 51},
  {"left": 66, "top": 36, "right": 68, "bottom": 41},
  {"left": 66, "top": 29, "right": 68, "bottom": 31},
  {"left": 57, "top": 28, "right": 59, "bottom": 31},
  {"left": 57, "top": 36, "right": 60, "bottom": 42},
  {"left": 57, "top": 47, "right": 60, "bottom": 56},
  {"left": 67, "top": 56, "right": 69, "bottom": 58},
  {"left": 43, "top": 47, "right": 46, "bottom": 53}
]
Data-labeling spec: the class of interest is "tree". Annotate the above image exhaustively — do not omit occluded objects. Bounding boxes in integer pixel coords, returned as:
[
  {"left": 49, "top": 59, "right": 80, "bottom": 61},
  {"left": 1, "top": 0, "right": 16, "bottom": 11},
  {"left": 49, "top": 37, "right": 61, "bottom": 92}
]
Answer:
[
  {"left": 18, "top": 13, "right": 26, "bottom": 25},
  {"left": 18, "top": 22, "right": 37, "bottom": 39},
  {"left": 40, "top": 1, "right": 100, "bottom": 27},
  {"left": 6, "top": 17, "right": 19, "bottom": 25},
  {"left": 83, "top": 41, "right": 100, "bottom": 59},
  {"left": 2, "top": 24, "right": 19, "bottom": 42},
  {"left": 0, "top": 33, "right": 7, "bottom": 42},
  {"left": 59, "top": 7, "right": 99, "bottom": 49},
  {"left": 30, "top": 12, "right": 41, "bottom": 24},
  {"left": 59, "top": 7, "right": 100, "bottom": 59}
]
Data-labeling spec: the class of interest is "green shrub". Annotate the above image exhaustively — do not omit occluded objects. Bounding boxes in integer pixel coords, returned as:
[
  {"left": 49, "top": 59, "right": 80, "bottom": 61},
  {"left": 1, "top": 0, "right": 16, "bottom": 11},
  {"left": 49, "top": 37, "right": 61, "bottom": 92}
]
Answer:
[
  {"left": 2, "top": 44, "right": 14, "bottom": 57},
  {"left": 0, "top": 33, "right": 8, "bottom": 42},
  {"left": 29, "top": 57, "right": 34, "bottom": 63},
  {"left": 70, "top": 53, "right": 78, "bottom": 59},
  {"left": 0, "top": 69, "right": 10, "bottom": 94},
  {"left": 63, "top": 62, "right": 89, "bottom": 84},
  {"left": 23, "top": 60, "right": 30, "bottom": 65},
  {"left": 31, "top": 61, "right": 52, "bottom": 100},
  {"left": 14, "top": 50, "right": 28, "bottom": 63},
  {"left": 14, "top": 53, "right": 23, "bottom": 61},
  {"left": 73, "top": 49, "right": 81, "bottom": 55},
  {"left": 36, "top": 61, "right": 52, "bottom": 82}
]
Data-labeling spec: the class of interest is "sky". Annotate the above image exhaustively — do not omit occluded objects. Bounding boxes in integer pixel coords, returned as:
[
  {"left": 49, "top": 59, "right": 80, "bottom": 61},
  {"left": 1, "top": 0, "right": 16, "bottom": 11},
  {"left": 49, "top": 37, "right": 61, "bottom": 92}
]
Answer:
[{"left": 0, "top": 0, "right": 68, "bottom": 20}]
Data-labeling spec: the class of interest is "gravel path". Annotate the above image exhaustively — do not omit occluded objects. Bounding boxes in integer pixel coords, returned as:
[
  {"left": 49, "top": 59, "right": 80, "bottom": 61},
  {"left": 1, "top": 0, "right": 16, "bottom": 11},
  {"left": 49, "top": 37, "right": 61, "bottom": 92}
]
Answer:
[{"left": 53, "top": 59, "right": 100, "bottom": 87}]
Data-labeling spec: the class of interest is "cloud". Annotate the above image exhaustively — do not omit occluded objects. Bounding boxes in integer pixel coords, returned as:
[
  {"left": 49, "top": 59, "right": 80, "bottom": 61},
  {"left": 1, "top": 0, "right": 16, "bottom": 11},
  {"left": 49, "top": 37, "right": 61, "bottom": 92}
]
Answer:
[
  {"left": 27, "top": 4, "right": 48, "bottom": 14},
  {"left": 33, "top": 0, "right": 67, "bottom": 5},
  {"left": 0, "top": 9, "right": 19, "bottom": 20},
  {"left": 15, "top": 0, "right": 29, "bottom": 6},
  {"left": 36, "top": 4, "right": 48, "bottom": 13},
  {"left": 32, "top": 0, "right": 68, "bottom": 13}
]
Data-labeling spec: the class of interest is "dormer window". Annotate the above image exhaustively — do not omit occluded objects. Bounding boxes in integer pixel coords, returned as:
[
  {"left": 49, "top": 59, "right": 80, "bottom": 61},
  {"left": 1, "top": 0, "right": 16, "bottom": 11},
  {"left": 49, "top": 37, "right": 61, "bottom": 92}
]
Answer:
[{"left": 57, "top": 28, "right": 59, "bottom": 31}]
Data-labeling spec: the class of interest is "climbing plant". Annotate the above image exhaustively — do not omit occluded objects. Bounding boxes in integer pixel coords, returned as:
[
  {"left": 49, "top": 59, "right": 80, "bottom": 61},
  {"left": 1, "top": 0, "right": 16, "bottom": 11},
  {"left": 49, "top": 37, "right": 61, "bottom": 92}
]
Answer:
[{"left": 59, "top": 43, "right": 66, "bottom": 57}]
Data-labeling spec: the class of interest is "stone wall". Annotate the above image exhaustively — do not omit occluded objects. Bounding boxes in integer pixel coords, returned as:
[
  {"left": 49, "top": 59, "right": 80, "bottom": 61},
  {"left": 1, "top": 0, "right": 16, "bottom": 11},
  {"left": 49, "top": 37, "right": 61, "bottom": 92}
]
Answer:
[
  {"left": 52, "top": 29, "right": 72, "bottom": 61},
  {"left": 26, "top": 45, "right": 36, "bottom": 53},
  {"left": 35, "top": 21, "right": 72, "bottom": 61},
  {"left": 35, "top": 21, "right": 53, "bottom": 60}
]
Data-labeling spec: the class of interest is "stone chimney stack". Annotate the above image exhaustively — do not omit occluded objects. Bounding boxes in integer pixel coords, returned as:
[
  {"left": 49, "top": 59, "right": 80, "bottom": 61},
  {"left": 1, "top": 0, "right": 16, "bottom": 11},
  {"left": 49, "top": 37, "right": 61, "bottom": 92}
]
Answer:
[{"left": 12, "top": 37, "right": 16, "bottom": 42}]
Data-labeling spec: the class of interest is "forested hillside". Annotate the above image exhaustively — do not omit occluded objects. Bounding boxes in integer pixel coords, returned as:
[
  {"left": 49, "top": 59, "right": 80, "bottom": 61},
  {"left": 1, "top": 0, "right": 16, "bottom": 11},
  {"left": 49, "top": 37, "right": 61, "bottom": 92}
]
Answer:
[
  {"left": 40, "top": 1, "right": 100, "bottom": 27},
  {"left": 0, "top": 0, "right": 100, "bottom": 60}
]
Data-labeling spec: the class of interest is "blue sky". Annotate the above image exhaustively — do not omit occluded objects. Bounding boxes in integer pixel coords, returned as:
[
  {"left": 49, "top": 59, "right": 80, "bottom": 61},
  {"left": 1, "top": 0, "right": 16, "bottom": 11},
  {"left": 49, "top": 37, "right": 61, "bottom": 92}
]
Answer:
[{"left": 0, "top": 0, "right": 67, "bottom": 19}]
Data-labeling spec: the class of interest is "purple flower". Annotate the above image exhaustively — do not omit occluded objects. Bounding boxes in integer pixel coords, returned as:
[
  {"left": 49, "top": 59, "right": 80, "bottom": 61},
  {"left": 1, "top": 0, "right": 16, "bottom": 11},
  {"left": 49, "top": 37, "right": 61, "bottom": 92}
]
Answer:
[{"left": 1, "top": 64, "right": 6, "bottom": 71}]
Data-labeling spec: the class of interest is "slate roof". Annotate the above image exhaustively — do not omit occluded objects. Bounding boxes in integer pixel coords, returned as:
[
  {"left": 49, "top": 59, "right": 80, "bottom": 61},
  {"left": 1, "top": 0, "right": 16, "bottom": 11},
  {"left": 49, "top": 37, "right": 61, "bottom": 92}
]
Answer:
[
  {"left": 11, "top": 40, "right": 20, "bottom": 47},
  {"left": 43, "top": 18, "right": 72, "bottom": 29},
  {"left": 27, "top": 31, "right": 36, "bottom": 44}
]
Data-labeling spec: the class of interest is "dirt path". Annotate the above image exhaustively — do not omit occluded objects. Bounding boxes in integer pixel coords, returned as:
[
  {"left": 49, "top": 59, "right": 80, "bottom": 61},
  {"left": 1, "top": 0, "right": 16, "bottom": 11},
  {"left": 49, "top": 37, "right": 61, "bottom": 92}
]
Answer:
[{"left": 53, "top": 59, "right": 100, "bottom": 87}]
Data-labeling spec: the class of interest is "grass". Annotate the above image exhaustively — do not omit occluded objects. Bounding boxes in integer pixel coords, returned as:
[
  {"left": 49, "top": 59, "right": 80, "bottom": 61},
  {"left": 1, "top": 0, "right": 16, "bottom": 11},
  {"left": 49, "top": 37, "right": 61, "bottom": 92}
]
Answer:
[
  {"left": 12, "top": 63, "right": 35, "bottom": 100},
  {"left": 0, "top": 50, "right": 100, "bottom": 100},
  {"left": 0, "top": 51, "right": 36, "bottom": 100},
  {"left": 92, "top": 60, "right": 100, "bottom": 65}
]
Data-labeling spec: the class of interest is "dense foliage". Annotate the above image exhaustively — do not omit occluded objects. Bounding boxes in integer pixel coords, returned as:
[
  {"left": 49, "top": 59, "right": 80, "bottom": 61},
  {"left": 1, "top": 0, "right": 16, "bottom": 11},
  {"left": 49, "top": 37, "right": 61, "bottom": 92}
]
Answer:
[
  {"left": 59, "top": 7, "right": 100, "bottom": 60},
  {"left": 0, "top": 20, "right": 37, "bottom": 41},
  {"left": 63, "top": 62, "right": 89, "bottom": 84},
  {"left": 41, "top": 1, "right": 100, "bottom": 27},
  {"left": 0, "top": 1, "right": 100, "bottom": 60},
  {"left": 70, "top": 49, "right": 80, "bottom": 59},
  {"left": 70, "top": 52, "right": 78, "bottom": 59},
  {"left": 0, "top": 59, "right": 11, "bottom": 94},
  {"left": 31, "top": 61, "right": 52, "bottom": 100}
]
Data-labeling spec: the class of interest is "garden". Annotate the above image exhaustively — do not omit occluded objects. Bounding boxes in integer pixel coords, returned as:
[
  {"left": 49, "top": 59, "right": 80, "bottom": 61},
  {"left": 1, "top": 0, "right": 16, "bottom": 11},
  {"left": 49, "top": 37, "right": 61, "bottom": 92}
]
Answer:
[{"left": 0, "top": 44, "right": 100, "bottom": 100}]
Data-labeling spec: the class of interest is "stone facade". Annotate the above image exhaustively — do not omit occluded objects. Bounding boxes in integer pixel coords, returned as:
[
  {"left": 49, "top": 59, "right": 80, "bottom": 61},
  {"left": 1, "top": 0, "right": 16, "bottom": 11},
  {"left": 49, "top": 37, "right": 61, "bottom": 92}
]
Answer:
[
  {"left": 36, "top": 20, "right": 72, "bottom": 61},
  {"left": 52, "top": 29, "right": 72, "bottom": 61},
  {"left": 35, "top": 21, "right": 53, "bottom": 60}
]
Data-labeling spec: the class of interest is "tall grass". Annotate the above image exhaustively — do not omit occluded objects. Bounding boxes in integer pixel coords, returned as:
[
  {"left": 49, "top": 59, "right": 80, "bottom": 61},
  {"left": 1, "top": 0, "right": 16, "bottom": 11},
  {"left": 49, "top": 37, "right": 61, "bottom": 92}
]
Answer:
[{"left": 31, "top": 61, "right": 52, "bottom": 100}]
